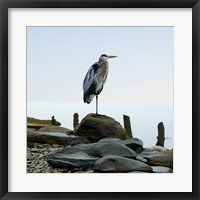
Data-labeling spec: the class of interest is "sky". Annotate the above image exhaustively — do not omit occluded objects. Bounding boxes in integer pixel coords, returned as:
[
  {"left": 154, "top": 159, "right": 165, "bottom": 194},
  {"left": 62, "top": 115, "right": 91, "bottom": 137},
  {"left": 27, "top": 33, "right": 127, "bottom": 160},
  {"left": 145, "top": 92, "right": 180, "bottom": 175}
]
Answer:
[{"left": 27, "top": 26, "right": 173, "bottom": 104}]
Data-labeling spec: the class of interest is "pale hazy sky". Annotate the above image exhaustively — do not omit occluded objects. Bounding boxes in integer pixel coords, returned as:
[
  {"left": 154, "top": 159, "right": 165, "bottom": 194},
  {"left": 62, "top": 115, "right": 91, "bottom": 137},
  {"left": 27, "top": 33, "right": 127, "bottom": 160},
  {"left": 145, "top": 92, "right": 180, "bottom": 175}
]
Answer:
[{"left": 27, "top": 26, "right": 173, "bottom": 104}]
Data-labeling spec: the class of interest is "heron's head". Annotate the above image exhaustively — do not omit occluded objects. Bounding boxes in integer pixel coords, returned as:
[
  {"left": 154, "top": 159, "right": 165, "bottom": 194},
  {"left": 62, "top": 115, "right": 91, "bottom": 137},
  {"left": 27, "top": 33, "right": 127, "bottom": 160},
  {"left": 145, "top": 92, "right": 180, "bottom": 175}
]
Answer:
[{"left": 99, "top": 54, "right": 117, "bottom": 61}]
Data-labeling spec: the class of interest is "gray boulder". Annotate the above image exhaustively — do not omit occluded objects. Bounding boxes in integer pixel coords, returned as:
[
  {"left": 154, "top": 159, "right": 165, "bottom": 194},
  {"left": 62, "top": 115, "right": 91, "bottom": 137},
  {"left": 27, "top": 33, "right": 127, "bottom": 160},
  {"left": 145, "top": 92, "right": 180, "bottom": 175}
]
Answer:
[
  {"left": 47, "top": 151, "right": 98, "bottom": 169},
  {"left": 122, "top": 138, "right": 143, "bottom": 153},
  {"left": 73, "top": 113, "right": 128, "bottom": 142},
  {"left": 73, "top": 141, "right": 137, "bottom": 158},
  {"left": 98, "top": 137, "right": 143, "bottom": 153},
  {"left": 94, "top": 155, "right": 153, "bottom": 172},
  {"left": 27, "top": 130, "right": 89, "bottom": 145}
]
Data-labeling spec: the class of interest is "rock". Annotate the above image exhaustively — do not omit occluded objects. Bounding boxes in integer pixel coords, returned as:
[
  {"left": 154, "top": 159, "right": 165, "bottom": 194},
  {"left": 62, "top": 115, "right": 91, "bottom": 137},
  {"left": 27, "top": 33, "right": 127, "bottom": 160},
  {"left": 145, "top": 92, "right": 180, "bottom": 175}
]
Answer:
[
  {"left": 122, "top": 138, "right": 143, "bottom": 153},
  {"left": 98, "top": 137, "right": 143, "bottom": 153},
  {"left": 27, "top": 130, "right": 89, "bottom": 145},
  {"left": 31, "top": 148, "right": 39, "bottom": 152},
  {"left": 138, "top": 148, "right": 161, "bottom": 157},
  {"left": 27, "top": 116, "right": 61, "bottom": 126},
  {"left": 27, "top": 124, "right": 49, "bottom": 130},
  {"left": 73, "top": 113, "right": 128, "bottom": 142},
  {"left": 136, "top": 155, "right": 148, "bottom": 164},
  {"left": 143, "top": 151, "right": 173, "bottom": 168},
  {"left": 27, "top": 117, "right": 61, "bottom": 130},
  {"left": 38, "top": 126, "right": 72, "bottom": 134},
  {"left": 151, "top": 145, "right": 168, "bottom": 152},
  {"left": 27, "top": 128, "right": 37, "bottom": 131},
  {"left": 27, "top": 142, "right": 66, "bottom": 173},
  {"left": 73, "top": 141, "right": 136, "bottom": 158},
  {"left": 98, "top": 138, "right": 122, "bottom": 143},
  {"left": 128, "top": 171, "right": 150, "bottom": 173},
  {"left": 94, "top": 156, "right": 153, "bottom": 172},
  {"left": 27, "top": 142, "right": 35, "bottom": 148},
  {"left": 152, "top": 166, "right": 173, "bottom": 173},
  {"left": 47, "top": 151, "right": 98, "bottom": 169},
  {"left": 84, "top": 170, "right": 94, "bottom": 173}
]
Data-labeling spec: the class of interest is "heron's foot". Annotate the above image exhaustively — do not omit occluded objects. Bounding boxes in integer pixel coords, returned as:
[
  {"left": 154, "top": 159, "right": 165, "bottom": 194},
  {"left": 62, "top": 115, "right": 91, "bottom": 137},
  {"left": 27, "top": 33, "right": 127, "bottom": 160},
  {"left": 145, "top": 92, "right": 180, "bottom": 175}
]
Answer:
[{"left": 95, "top": 113, "right": 99, "bottom": 117}]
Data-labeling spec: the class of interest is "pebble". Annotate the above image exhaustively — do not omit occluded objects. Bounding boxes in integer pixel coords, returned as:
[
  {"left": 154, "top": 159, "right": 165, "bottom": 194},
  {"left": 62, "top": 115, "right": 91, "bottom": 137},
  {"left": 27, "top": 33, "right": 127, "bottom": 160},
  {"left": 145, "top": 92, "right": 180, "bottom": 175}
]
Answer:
[
  {"left": 27, "top": 142, "right": 69, "bottom": 173},
  {"left": 27, "top": 142, "right": 95, "bottom": 173}
]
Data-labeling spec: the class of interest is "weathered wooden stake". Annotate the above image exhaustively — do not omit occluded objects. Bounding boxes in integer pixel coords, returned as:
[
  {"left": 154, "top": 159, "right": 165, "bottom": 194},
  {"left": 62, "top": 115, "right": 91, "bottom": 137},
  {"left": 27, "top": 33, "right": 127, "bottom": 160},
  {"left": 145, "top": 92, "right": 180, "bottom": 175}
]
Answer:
[
  {"left": 51, "top": 115, "right": 56, "bottom": 125},
  {"left": 73, "top": 113, "right": 79, "bottom": 129},
  {"left": 123, "top": 114, "right": 133, "bottom": 138},
  {"left": 156, "top": 122, "right": 165, "bottom": 147}
]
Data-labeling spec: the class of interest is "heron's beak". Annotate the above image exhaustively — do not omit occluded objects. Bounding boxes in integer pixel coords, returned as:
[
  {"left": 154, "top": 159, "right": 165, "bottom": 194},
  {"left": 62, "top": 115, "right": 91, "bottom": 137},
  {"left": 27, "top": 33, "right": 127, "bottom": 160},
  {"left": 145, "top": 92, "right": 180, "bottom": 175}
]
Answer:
[{"left": 108, "top": 55, "right": 117, "bottom": 59}]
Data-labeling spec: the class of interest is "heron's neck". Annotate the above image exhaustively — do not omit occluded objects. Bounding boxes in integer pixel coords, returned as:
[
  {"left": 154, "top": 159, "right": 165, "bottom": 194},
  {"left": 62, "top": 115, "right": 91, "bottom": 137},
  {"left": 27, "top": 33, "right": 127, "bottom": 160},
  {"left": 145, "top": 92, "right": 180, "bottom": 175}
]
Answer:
[{"left": 99, "top": 59, "right": 108, "bottom": 66}]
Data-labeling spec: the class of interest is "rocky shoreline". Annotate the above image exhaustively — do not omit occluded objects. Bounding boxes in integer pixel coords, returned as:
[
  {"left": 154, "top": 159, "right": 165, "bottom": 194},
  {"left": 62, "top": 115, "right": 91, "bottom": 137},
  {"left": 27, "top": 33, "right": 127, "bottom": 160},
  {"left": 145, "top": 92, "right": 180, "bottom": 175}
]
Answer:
[
  {"left": 27, "top": 142, "right": 95, "bottom": 173},
  {"left": 27, "top": 114, "right": 173, "bottom": 173}
]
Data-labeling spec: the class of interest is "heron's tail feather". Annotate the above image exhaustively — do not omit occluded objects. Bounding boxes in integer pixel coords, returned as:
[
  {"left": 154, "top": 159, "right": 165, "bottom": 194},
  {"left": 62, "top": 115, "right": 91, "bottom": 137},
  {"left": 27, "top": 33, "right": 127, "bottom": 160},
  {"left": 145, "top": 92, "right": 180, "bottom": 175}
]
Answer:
[{"left": 84, "top": 93, "right": 95, "bottom": 104}]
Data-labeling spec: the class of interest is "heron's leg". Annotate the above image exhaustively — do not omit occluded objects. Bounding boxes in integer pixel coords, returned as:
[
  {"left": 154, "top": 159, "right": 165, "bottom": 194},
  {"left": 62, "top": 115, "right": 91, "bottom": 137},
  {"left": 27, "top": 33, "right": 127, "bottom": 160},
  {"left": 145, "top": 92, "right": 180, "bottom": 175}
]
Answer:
[{"left": 96, "top": 95, "right": 98, "bottom": 115}]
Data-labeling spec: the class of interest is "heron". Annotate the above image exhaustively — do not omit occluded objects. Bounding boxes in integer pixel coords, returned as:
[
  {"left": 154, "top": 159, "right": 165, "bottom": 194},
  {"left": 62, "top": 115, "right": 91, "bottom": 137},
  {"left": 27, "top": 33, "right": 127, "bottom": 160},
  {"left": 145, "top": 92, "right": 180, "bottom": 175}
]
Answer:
[{"left": 83, "top": 54, "right": 117, "bottom": 115}]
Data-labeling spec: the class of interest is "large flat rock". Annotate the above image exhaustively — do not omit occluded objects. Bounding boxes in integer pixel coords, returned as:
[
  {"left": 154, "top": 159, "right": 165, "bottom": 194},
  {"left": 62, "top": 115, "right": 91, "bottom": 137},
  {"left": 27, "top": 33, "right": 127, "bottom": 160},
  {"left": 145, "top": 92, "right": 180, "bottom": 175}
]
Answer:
[
  {"left": 47, "top": 151, "right": 98, "bottom": 169},
  {"left": 27, "top": 117, "right": 61, "bottom": 130},
  {"left": 27, "top": 130, "right": 89, "bottom": 145},
  {"left": 72, "top": 140, "right": 137, "bottom": 158},
  {"left": 94, "top": 155, "right": 153, "bottom": 173},
  {"left": 51, "top": 140, "right": 137, "bottom": 171}
]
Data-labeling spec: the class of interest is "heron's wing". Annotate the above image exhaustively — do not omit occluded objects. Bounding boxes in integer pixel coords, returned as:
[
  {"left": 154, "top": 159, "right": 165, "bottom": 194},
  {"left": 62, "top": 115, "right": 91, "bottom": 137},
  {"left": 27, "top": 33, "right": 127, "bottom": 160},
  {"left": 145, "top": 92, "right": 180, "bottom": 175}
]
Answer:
[
  {"left": 83, "top": 63, "right": 100, "bottom": 103},
  {"left": 83, "top": 63, "right": 99, "bottom": 93}
]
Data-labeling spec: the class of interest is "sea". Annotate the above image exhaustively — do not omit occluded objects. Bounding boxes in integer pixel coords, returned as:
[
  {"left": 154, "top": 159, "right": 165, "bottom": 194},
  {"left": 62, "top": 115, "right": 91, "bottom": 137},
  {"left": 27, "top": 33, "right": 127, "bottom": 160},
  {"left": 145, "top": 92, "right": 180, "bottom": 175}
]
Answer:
[{"left": 27, "top": 101, "right": 173, "bottom": 149}]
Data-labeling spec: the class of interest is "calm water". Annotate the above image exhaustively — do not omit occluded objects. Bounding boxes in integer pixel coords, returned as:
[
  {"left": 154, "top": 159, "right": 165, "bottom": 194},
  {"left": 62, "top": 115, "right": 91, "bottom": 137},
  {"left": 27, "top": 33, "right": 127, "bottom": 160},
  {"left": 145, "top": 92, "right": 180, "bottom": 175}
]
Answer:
[{"left": 27, "top": 102, "right": 173, "bottom": 149}]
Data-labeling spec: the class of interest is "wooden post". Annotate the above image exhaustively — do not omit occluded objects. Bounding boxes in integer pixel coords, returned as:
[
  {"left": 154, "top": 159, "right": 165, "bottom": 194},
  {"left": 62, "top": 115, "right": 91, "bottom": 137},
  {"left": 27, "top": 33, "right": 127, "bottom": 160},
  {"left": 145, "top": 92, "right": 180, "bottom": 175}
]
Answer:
[
  {"left": 123, "top": 114, "right": 133, "bottom": 138},
  {"left": 51, "top": 116, "right": 56, "bottom": 125},
  {"left": 156, "top": 122, "right": 165, "bottom": 147},
  {"left": 73, "top": 113, "right": 79, "bottom": 129}
]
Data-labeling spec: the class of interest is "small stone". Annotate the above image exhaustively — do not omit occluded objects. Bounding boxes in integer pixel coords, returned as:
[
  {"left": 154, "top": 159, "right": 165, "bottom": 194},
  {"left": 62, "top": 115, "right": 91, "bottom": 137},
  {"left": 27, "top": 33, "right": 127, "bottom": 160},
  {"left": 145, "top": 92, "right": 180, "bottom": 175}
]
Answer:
[
  {"left": 152, "top": 166, "right": 173, "bottom": 173},
  {"left": 84, "top": 170, "right": 94, "bottom": 173},
  {"left": 31, "top": 148, "right": 39, "bottom": 152},
  {"left": 52, "top": 144, "right": 60, "bottom": 148}
]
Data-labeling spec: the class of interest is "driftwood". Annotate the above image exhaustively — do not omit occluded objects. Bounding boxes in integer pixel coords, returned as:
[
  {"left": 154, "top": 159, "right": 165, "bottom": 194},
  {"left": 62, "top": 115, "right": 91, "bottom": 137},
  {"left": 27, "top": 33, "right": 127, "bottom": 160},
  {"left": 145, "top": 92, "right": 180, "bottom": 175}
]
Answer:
[
  {"left": 123, "top": 114, "right": 133, "bottom": 138},
  {"left": 156, "top": 122, "right": 165, "bottom": 147},
  {"left": 73, "top": 113, "right": 79, "bottom": 129}
]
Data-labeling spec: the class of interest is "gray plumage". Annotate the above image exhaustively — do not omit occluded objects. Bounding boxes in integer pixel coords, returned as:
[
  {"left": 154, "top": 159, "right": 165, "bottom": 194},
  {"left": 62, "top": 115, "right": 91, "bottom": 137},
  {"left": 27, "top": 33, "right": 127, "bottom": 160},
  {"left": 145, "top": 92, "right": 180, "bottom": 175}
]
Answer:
[{"left": 83, "top": 54, "right": 117, "bottom": 114}]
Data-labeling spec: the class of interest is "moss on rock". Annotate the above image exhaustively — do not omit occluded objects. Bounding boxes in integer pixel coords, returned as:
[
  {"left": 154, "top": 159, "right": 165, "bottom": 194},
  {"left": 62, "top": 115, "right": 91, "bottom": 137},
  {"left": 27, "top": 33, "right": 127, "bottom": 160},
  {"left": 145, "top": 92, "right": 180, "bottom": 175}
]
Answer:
[
  {"left": 27, "top": 117, "right": 61, "bottom": 130},
  {"left": 73, "top": 113, "right": 128, "bottom": 142}
]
